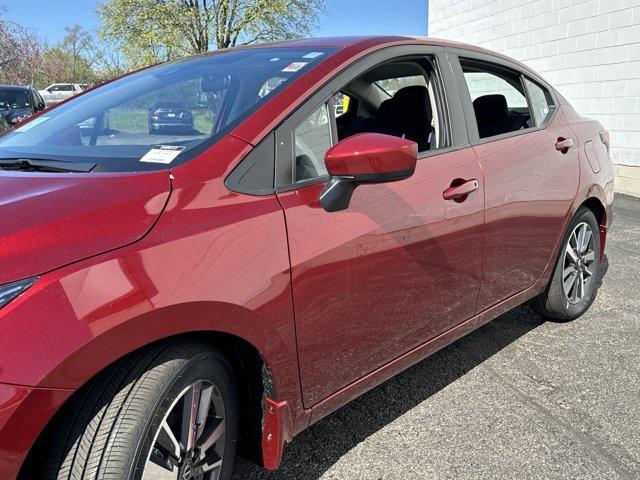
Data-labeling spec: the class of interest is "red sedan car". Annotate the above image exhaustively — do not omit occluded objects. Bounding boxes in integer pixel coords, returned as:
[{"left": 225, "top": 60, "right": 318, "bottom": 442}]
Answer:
[{"left": 0, "top": 37, "right": 613, "bottom": 479}]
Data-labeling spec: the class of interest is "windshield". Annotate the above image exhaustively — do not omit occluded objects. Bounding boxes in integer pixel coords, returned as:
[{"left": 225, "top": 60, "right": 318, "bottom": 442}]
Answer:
[
  {"left": 0, "top": 89, "right": 32, "bottom": 110},
  {"left": 0, "top": 47, "right": 335, "bottom": 171}
]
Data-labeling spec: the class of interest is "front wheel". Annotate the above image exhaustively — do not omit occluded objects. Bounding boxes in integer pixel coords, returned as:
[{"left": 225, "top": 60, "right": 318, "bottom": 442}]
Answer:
[
  {"left": 534, "top": 207, "right": 601, "bottom": 321},
  {"left": 37, "top": 341, "right": 238, "bottom": 480}
]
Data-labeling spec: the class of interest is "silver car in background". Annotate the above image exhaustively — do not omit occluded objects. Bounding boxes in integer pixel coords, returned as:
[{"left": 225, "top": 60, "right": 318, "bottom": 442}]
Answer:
[{"left": 38, "top": 83, "right": 89, "bottom": 106}]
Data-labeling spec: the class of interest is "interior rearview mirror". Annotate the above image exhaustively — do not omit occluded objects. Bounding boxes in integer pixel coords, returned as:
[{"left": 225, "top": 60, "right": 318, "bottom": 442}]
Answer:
[
  {"left": 201, "top": 73, "right": 232, "bottom": 92},
  {"left": 320, "top": 133, "right": 418, "bottom": 212}
]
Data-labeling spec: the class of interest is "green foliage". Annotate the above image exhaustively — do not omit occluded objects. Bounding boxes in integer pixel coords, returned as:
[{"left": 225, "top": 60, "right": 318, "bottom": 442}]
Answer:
[
  {"left": 107, "top": 107, "right": 148, "bottom": 132},
  {"left": 1, "top": 0, "right": 325, "bottom": 87},
  {"left": 0, "top": 6, "right": 44, "bottom": 85},
  {"left": 98, "top": 0, "right": 184, "bottom": 67},
  {"left": 107, "top": 107, "right": 213, "bottom": 134},
  {"left": 98, "top": 0, "right": 325, "bottom": 69},
  {"left": 35, "top": 47, "right": 96, "bottom": 85},
  {"left": 0, "top": 10, "right": 102, "bottom": 87}
]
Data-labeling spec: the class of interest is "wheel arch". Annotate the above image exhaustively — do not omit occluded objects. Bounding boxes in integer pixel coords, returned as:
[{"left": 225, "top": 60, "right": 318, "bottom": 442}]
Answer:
[
  {"left": 581, "top": 196, "right": 606, "bottom": 227},
  {"left": 35, "top": 301, "right": 292, "bottom": 390},
  {"left": 532, "top": 188, "right": 609, "bottom": 302},
  {"left": 8, "top": 294, "right": 303, "bottom": 477},
  {"left": 574, "top": 189, "right": 609, "bottom": 260},
  {"left": 18, "top": 327, "right": 280, "bottom": 478}
]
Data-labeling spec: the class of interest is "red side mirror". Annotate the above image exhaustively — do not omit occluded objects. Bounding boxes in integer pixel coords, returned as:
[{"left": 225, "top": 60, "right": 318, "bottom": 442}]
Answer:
[
  {"left": 325, "top": 133, "right": 418, "bottom": 182},
  {"left": 320, "top": 133, "right": 418, "bottom": 212}
]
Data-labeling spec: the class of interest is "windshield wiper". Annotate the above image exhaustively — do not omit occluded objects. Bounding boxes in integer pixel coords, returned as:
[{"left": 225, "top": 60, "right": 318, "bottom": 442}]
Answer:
[{"left": 0, "top": 158, "right": 96, "bottom": 173}]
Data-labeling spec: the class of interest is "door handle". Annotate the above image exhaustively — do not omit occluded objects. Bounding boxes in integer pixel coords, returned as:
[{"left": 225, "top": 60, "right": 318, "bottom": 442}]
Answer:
[
  {"left": 443, "top": 179, "right": 479, "bottom": 201},
  {"left": 555, "top": 137, "right": 574, "bottom": 153}
]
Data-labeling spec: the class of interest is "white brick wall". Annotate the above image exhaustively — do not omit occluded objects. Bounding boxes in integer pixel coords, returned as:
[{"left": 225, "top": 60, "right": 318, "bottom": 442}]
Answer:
[{"left": 429, "top": 0, "right": 640, "bottom": 168}]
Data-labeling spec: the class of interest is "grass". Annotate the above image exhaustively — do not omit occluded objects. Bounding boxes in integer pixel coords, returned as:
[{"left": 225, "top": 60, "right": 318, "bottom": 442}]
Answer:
[{"left": 108, "top": 107, "right": 214, "bottom": 134}]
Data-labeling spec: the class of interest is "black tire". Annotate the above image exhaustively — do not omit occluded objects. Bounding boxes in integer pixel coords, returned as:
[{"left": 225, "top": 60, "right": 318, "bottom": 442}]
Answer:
[
  {"left": 533, "top": 207, "right": 601, "bottom": 321},
  {"left": 35, "top": 341, "right": 238, "bottom": 480}
]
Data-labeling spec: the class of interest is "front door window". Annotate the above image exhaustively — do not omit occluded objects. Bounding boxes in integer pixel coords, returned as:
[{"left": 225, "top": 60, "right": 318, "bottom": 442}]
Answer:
[{"left": 294, "top": 104, "right": 331, "bottom": 182}]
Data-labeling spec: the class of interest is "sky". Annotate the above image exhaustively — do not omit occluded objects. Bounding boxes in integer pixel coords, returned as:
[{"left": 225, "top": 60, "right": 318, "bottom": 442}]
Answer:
[{"left": 2, "top": 0, "right": 428, "bottom": 45}]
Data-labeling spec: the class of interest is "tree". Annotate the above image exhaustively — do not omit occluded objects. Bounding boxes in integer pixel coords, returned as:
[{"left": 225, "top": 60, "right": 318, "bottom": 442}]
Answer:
[
  {"left": 98, "top": 0, "right": 325, "bottom": 68},
  {"left": 60, "top": 25, "right": 93, "bottom": 80},
  {"left": 0, "top": 5, "right": 106, "bottom": 87},
  {"left": 39, "top": 47, "right": 95, "bottom": 84},
  {"left": 0, "top": 6, "right": 44, "bottom": 85},
  {"left": 87, "top": 38, "right": 127, "bottom": 81},
  {"left": 59, "top": 25, "right": 126, "bottom": 82}
]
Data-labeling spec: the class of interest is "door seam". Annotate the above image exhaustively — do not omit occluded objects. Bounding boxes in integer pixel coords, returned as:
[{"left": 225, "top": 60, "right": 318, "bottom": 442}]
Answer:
[{"left": 274, "top": 193, "right": 310, "bottom": 419}]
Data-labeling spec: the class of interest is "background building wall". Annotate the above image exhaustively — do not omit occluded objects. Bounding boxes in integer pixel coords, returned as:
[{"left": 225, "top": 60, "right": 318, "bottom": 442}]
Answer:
[{"left": 428, "top": 0, "right": 640, "bottom": 195}]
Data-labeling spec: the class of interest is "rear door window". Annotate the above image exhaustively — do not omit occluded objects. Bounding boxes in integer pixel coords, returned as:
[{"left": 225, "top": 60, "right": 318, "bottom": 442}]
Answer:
[{"left": 461, "top": 59, "right": 534, "bottom": 139}]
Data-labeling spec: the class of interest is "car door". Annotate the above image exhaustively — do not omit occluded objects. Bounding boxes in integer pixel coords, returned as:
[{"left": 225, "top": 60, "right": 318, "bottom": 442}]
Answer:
[
  {"left": 51, "top": 86, "right": 63, "bottom": 103},
  {"left": 450, "top": 51, "right": 580, "bottom": 312},
  {"left": 47, "top": 85, "right": 61, "bottom": 103},
  {"left": 51, "top": 84, "right": 67, "bottom": 103},
  {"left": 60, "top": 84, "right": 74, "bottom": 101},
  {"left": 47, "top": 85, "right": 58, "bottom": 103},
  {"left": 40, "top": 86, "right": 52, "bottom": 105},
  {"left": 275, "top": 47, "right": 485, "bottom": 407}
]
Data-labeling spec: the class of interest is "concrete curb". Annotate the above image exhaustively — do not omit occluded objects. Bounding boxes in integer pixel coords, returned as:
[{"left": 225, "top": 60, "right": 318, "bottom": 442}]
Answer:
[{"left": 615, "top": 165, "right": 640, "bottom": 198}]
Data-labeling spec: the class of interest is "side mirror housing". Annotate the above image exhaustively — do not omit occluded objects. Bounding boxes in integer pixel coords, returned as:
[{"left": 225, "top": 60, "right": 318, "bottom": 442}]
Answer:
[{"left": 320, "top": 133, "right": 418, "bottom": 212}]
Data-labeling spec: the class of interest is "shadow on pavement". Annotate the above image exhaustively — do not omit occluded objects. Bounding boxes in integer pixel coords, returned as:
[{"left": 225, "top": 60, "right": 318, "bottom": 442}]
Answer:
[{"left": 232, "top": 305, "right": 545, "bottom": 480}]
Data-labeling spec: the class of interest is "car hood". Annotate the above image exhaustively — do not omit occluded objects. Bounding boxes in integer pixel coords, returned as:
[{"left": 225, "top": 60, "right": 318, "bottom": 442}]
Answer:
[{"left": 0, "top": 171, "right": 171, "bottom": 285}]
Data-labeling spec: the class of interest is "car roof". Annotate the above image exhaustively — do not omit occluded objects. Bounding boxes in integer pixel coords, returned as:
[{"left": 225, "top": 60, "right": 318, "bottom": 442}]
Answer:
[
  {"left": 0, "top": 85, "right": 31, "bottom": 91},
  {"left": 256, "top": 35, "right": 502, "bottom": 55},
  {"left": 205, "top": 36, "right": 533, "bottom": 74}
]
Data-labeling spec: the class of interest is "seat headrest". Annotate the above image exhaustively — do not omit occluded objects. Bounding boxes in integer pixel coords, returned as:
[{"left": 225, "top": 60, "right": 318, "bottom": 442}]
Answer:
[
  {"left": 393, "top": 86, "right": 432, "bottom": 123},
  {"left": 473, "top": 94, "right": 509, "bottom": 123},
  {"left": 377, "top": 97, "right": 394, "bottom": 121},
  {"left": 374, "top": 85, "right": 433, "bottom": 150},
  {"left": 384, "top": 85, "right": 433, "bottom": 129}
]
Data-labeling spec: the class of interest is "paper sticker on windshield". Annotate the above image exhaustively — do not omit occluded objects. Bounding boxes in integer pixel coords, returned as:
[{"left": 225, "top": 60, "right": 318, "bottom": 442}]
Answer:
[
  {"left": 282, "top": 62, "right": 308, "bottom": 73},
  {"left": 303, "top": 52, "right": 324, "bottom": 59},
  {"left": 14, "top": 116, "right": 49, "bottom": 132},
  {"left": 140, "top": 145, "right": 185, "bottom": 164}
]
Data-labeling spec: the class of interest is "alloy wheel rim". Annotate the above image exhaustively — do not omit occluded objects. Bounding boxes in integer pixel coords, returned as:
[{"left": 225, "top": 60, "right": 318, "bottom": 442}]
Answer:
[
  {"left": 563, "top": 222, "right": 596, "bottom": 305},
  {"left": 142, "top": 380, "right": 226, "bottom": 480}
]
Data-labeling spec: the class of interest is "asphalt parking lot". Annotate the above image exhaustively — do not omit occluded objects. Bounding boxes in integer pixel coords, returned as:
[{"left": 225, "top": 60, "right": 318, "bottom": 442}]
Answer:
[{"left": 233, "top": 193, "right": 640, "bottom": 480}]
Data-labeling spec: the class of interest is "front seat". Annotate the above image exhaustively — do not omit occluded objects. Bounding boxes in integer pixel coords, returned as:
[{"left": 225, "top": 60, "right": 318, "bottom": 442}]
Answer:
[{"left": 377, "top": 85, "right": 433, "bottom": 151}]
